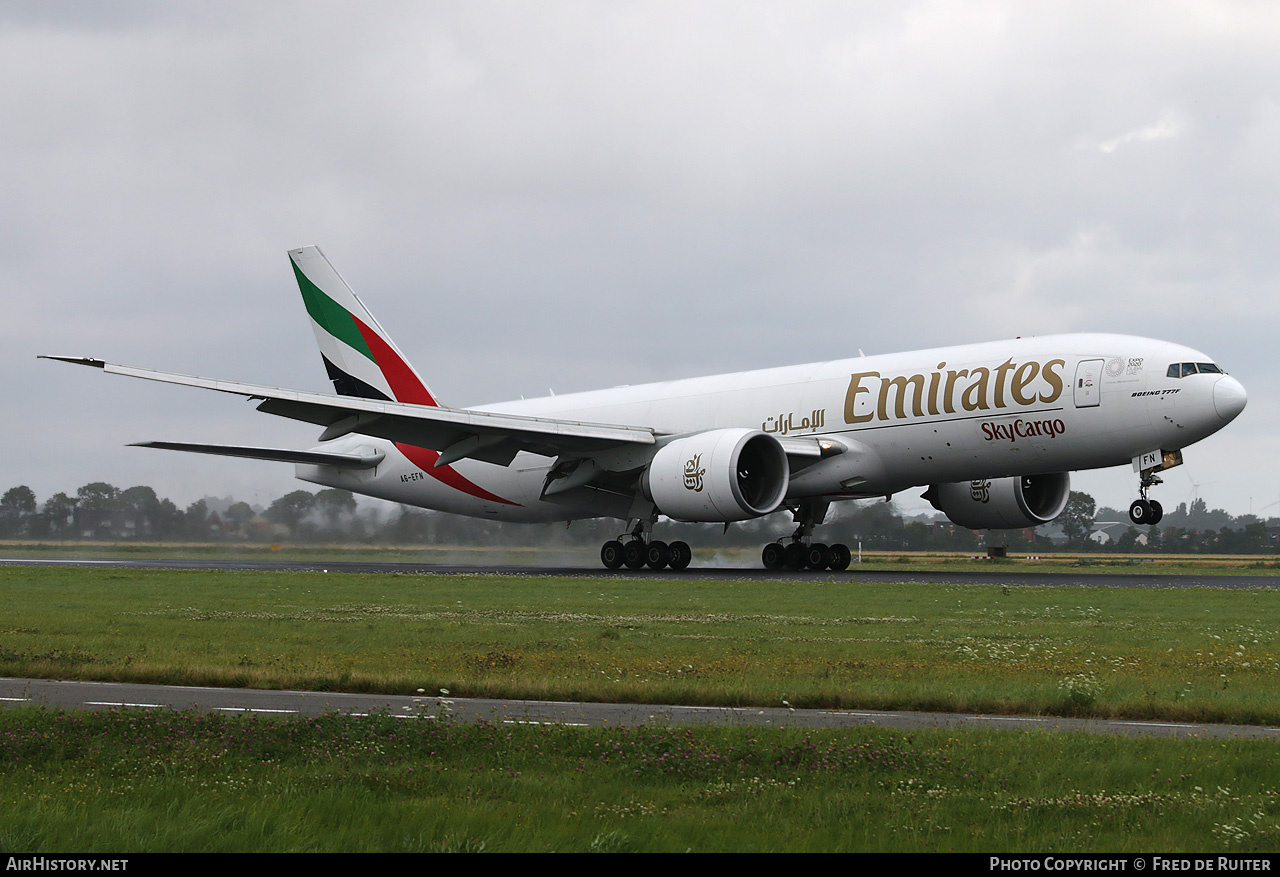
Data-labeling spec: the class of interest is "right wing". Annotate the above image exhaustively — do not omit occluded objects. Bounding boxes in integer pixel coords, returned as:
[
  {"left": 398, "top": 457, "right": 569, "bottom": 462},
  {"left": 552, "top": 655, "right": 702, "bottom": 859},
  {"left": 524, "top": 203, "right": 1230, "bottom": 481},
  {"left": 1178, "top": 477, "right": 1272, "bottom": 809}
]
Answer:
[{"left": 128, "top": 441, "right": 386, "bottom": 469}]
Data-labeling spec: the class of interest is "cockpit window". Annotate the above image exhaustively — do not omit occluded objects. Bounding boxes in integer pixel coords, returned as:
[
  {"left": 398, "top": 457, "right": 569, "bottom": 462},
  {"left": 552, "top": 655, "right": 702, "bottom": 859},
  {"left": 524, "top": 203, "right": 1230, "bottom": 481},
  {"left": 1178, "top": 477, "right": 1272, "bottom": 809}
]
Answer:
[{"left": 1166, "top": 362, "right": 1226, "bottom": 378}]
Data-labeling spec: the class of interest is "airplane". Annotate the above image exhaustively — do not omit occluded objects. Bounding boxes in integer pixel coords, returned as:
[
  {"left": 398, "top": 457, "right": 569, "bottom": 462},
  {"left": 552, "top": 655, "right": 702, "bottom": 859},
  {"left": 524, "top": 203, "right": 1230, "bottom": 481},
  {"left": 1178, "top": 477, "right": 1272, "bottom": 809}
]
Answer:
[{"left": 43, "top": 246, "right": 1248, "bottom": 570}]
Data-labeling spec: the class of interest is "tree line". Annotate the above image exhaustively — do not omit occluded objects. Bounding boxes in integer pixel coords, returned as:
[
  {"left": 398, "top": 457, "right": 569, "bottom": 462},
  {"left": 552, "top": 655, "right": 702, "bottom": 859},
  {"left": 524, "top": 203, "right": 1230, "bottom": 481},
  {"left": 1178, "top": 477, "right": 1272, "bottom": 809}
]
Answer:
[
  {"left": 0, "top": 483, "right": 358, "bottom": 542},
  {"left": 1, "top": 481, "right": 1276, "bottom": 553},
  {"left": 1055, "top": 492, "right": 1277, "bottom": 554}
]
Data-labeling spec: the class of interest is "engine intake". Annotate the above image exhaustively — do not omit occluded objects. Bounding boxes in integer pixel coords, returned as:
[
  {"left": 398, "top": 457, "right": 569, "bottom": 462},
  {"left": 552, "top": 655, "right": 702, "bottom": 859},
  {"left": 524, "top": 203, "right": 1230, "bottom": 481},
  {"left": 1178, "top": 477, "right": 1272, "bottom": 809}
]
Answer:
[
  {"left": 642, "top": 428, "right": 789, "bottom": 522},
  {"left": 924, "top": 472, "right": 1070, "bottom": 530}
]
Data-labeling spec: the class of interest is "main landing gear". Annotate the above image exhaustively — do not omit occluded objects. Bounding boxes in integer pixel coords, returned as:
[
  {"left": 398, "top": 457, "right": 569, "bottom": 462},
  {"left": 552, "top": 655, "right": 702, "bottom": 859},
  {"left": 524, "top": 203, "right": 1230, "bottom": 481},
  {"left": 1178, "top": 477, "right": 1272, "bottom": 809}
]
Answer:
[
  {"left": 761, "top": 540, "right": 852, "bottom": 571},
  {"left": 597, "top": 501, "right": 854, "bottom": 573},
  {"left": 1129, "top": 469, "right": 1164, "bottom": 525},
  {"left": 600, "top": 520, "right": 692, "bottom": 571},
  {"left": 761, "top": 501, "right": 852, "bottom": 571}
]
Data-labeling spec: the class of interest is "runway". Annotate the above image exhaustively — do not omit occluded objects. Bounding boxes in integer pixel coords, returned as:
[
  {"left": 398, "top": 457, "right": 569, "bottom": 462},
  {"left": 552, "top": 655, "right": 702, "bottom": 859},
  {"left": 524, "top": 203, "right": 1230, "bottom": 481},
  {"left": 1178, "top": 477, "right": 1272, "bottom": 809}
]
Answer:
[
  {"left": 2, "top": 554, "right": 1278, "bottom": 589},
  {"left": 3, "top": 676, "right": 1277, "bottom": 740}
]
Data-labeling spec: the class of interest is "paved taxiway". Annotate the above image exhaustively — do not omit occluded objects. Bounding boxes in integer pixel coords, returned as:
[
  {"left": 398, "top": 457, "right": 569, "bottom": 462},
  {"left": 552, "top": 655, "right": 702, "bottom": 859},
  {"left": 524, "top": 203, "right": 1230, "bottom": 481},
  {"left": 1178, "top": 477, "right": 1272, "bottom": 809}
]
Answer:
[
  {"left": 3, "top": 677, "right": 1277, "bottom": 739},
  {"left": 3, "top": 556, "right": 1278, "bottom": 589}
]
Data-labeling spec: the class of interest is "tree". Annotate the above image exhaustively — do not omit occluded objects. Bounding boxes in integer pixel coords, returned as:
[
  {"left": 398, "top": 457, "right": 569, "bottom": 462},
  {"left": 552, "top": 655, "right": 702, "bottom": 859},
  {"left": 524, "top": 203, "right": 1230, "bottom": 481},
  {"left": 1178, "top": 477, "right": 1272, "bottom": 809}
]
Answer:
[
  {"left": 41, "top": 492, "right": 78, "bottom": 537},
  {"left": 312, "top": 489, "right": 360, "bottom": 540},
  {"left": 223, "top": 501, "right": 255, "bottom": 538},
  {"left": 314, "top": 489, "right": 356, "bottom": 524},
  {"left": 1115, "top": 526, "right": 1141, "bottom": 551},
  {"left": 150, "top": 498, "right": 183, "bottom": 539},
  {"left": 1058, "top": 491, "right": 1096, "bottom": 547},
  {"left": 0, "top": 486, "right": 37, "bottom": 537},
  {"left": 1145, "top": 525, "right": 1163, "bottom": 553},
  {"left": 75, "top": 482, "right": 120, "bottom": 537},
  {"left": 118, "top": 486, "right": 160, "bottom": 538},
  {"left": 76, "top": 482, "right": 119, "bottom": 512},
  {"left": 184, "top": 499, "right": 211, "bottom": 539},
  {"left": 266, "top": 490, "right": 316, "bottom": 532},
  {"left": 827, "top": 500, "right": 906, "bottom": 549}
]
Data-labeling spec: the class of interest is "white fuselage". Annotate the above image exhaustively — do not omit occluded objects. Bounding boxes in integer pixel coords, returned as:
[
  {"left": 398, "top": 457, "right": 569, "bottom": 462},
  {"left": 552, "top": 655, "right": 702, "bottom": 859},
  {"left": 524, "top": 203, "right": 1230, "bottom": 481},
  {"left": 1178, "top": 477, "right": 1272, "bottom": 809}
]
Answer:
[{"left": 299, "top": 333, "right": 1245, "bottom": 523}]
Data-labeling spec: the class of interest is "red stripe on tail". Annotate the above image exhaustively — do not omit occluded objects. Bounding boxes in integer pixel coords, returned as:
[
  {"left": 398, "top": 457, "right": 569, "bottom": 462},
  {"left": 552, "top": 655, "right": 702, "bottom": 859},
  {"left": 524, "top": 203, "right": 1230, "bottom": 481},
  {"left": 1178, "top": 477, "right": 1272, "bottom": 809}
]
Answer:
[{"left": 352, "top": 315, "right": 437, "bottom": 407}]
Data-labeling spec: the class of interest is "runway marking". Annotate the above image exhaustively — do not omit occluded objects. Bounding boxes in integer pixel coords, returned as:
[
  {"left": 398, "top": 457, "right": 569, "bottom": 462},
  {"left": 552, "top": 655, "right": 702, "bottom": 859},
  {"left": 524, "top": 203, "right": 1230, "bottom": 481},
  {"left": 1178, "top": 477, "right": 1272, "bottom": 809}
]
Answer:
[
  {"left": 9, "top": 678, "right": 1279, "bottom": 740},
  {"left": 504, "top": 719, "right": 589, "bottom": 727},
  {"left": 0, "top": 558, "right": 117, "bottom": 565}
]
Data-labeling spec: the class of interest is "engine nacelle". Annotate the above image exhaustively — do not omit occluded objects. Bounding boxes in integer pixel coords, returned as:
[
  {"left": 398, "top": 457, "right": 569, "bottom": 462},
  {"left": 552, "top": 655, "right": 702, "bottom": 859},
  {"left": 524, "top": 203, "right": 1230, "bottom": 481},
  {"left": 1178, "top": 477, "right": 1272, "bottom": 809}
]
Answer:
[
  {"left": 924, "top": 472, "right": 1070, "bottom": 530},
  {"left": 642, "top": 428, "right": 789, "bottom": 522}
]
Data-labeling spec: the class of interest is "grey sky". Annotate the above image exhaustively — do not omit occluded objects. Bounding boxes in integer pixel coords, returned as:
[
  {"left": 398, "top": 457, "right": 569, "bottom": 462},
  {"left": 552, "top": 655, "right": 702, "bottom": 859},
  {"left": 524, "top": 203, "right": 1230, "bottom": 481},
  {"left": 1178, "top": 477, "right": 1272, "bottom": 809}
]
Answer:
[{"left": 5, "top": 1, "right": 1277, "bottom": 519}]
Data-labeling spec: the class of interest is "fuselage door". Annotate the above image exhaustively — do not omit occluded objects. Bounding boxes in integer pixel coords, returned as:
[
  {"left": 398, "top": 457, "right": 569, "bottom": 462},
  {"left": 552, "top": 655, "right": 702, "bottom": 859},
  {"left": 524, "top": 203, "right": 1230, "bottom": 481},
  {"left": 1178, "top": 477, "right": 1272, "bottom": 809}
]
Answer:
[{"left": 1073, "top": 359, "right": 1104, "bottom": 408}]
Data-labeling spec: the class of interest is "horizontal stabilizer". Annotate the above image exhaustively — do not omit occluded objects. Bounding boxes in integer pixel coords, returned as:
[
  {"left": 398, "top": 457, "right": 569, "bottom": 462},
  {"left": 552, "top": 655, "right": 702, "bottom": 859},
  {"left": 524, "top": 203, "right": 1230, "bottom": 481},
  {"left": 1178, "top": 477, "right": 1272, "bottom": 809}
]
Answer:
[{"left": 130, "top": 441, "right": 385, "bottom": 469}]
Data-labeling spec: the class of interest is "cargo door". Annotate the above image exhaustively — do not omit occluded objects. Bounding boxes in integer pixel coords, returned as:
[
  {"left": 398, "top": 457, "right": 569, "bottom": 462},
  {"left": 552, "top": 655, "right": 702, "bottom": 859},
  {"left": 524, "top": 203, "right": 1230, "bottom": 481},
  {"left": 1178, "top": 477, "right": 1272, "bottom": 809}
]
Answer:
[{"left": 1073, "top": 359, "right": 1104, "bottom": 408}]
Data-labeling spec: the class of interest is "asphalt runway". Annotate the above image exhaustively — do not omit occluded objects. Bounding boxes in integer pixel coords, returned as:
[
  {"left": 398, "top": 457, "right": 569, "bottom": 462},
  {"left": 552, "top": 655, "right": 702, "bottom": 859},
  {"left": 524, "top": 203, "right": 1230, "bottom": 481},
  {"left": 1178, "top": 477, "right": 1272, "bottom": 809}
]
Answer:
[
  {"left": 3, "top": 676, "right": 1277, "bottom": 740},
  {"left": 2, "top": 554, "right": 1278, "bottom": 589}
]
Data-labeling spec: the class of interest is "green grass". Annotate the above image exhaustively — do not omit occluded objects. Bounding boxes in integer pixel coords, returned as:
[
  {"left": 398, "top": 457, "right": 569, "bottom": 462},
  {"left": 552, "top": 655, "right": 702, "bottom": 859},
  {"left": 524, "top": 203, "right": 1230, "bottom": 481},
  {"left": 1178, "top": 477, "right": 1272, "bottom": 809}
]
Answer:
[
  {"left": 1, "top": 707, "right": 1278, "bottom": 852},
  {"left": 2, "top": 565, "right": 1280, "bottom": 724},
  {"left": 7, "top": 530, "right": 1280, "bottom": 571},
  {"left": 6, "top": 539, "right": 1280, "bottom": 574},
  {"left": 4, "top": 563, "right": 1280, "bottom": 852}
]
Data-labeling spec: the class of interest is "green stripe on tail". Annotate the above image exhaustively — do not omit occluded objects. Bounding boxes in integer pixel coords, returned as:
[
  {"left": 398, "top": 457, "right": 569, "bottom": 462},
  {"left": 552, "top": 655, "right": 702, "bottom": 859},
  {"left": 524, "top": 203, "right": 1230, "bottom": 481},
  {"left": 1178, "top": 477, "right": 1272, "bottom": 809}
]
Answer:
[{"left": 291, "top": 260, "right": 375, "bottom": 363}]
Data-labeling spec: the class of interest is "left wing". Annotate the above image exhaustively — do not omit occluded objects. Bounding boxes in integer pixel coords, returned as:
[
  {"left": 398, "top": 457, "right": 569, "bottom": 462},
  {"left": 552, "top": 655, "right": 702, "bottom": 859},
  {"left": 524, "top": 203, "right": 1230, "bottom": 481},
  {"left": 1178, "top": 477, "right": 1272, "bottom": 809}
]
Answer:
[{"left": 41, "top": 356, "right": 661, "bottom": 466}]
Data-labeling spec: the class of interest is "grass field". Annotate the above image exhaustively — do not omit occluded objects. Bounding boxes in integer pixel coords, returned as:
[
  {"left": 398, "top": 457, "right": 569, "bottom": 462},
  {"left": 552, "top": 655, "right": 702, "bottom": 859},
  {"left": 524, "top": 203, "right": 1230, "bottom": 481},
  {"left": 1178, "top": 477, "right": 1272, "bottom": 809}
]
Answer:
[
  {"left": 2, "top": 559, "right": 1279, "bottom": 851},
  {"left": 6, "top": 538, "right": 1280, "bottom": 573},
  {"left": 2, "top": 562, "right": 1280, "bottom": 722},
  {"left": 2, "top": 707, "right": 1280, "bottom": 853}
]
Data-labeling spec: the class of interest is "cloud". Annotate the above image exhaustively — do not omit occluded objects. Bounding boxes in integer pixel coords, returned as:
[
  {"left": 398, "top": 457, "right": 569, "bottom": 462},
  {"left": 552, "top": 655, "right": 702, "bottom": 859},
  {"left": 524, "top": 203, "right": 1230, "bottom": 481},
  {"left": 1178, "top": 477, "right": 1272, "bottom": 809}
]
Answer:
[
  {"left": 1095, "top": 110, "right": 1184, "bottom": 153},
  {"left": 3, "top": 0, "right": 1277, "bottom": 520}
]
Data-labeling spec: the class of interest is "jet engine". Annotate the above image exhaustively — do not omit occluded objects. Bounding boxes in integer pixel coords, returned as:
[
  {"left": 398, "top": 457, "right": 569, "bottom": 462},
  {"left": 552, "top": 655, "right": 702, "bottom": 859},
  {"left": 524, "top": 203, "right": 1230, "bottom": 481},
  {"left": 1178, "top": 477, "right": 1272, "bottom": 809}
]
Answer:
[
  {"left": 924, "top": 472, "right": 1070, "bottom": 530},
  {"left": 642, "top": 428, "right": 789, "bottom": 522}
]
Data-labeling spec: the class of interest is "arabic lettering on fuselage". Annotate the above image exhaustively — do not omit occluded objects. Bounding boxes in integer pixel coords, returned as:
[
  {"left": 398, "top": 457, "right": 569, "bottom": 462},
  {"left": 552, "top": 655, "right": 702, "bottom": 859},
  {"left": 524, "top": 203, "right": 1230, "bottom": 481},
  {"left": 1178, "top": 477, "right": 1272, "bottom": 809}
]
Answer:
[
  {"left": 843, "top": 358, "right": 1067, "bottom": 425},
  {"left": 762, "top": 409, "right": 826, "bottom": 435}
]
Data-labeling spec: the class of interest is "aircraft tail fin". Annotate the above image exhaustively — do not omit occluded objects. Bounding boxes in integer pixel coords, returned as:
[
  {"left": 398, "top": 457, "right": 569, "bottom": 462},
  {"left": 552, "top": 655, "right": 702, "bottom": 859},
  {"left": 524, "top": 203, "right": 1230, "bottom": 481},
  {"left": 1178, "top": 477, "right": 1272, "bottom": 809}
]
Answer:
[{"left": 288, "top": 246, "right": 440, "bottom": 407}]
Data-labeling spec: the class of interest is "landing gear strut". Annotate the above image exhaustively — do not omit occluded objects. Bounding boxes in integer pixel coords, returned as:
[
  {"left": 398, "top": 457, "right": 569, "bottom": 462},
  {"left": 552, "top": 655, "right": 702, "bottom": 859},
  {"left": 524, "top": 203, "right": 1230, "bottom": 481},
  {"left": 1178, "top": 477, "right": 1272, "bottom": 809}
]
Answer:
[
  {"left": 600, "top": 519, "right": 691, "bottom": 571},
  {"left": 761, "top": 501, "right": 852, "bottom": 571},
  {"left": 1129, "top": 469, "right": 1164, "bottom": 525}
]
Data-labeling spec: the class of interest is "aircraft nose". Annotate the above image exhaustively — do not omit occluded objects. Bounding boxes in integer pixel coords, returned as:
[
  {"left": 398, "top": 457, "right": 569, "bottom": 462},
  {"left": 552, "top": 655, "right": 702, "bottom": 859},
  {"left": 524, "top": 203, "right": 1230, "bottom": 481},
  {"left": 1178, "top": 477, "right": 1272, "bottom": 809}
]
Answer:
[{"left": 1213, "top": 376, "right": 1247, "bottom": 422}]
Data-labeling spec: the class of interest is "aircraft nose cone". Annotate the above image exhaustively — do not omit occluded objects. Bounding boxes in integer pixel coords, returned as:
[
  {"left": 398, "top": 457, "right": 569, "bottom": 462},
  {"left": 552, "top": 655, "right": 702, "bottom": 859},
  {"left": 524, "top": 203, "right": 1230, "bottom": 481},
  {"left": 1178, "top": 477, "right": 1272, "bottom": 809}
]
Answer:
[{"left": 1214, "top": 376, "right": 1247, "bottom": 422}]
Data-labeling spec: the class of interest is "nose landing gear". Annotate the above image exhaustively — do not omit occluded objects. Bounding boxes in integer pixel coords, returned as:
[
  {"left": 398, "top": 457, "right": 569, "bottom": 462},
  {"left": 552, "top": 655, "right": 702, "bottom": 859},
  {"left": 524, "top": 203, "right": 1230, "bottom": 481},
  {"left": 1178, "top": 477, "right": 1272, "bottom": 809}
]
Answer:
[
  {"left": 1129, "top": 469, "right": 1165, "bottom": 525},
  {"left": 1129, "top": 498, "right": 1163, "bottom": 525}
]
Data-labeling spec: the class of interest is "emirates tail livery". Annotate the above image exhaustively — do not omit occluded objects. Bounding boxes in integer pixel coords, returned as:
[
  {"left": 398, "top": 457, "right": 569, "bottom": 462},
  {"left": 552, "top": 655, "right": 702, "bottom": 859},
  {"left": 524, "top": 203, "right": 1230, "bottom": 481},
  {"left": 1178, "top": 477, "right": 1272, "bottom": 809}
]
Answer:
[{"left": 44, "top": 246, "right": 1247, "bottom": 570}]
